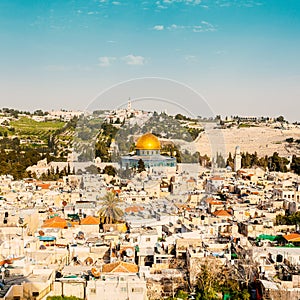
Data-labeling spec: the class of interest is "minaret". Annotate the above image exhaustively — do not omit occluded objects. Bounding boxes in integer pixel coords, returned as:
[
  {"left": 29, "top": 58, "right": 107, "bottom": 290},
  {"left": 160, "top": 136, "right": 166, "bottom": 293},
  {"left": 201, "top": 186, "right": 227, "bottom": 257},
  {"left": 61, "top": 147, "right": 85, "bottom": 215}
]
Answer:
[
  {"left": 234, "top": 146, "right": 241, "bottom": 172},
  {"left": 127, "top": 98, "right": 132, "bottom": 111}
]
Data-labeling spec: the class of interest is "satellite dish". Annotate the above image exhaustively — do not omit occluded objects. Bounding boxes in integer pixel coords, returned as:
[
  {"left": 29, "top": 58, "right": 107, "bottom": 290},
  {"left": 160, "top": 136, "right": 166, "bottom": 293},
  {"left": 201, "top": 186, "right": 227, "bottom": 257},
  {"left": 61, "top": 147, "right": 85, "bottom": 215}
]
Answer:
[
  {"left": 91, "top": 267, "right": 101, "bottom": 278},
  {"left": 125, "top": 248, "right": 134, "bottom": 257},
  {"left": 85, "top": 257, "right": 93, "bottom": 265},
  {"left": 77, "top": 231, "right": 84, "bottom": 239}
]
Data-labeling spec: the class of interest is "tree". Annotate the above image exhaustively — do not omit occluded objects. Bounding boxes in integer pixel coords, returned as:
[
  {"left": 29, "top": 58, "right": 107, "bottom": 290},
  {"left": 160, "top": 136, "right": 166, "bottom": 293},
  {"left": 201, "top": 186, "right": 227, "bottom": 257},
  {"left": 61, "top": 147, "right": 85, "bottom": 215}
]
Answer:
[
  {"left": 291, "top": 155, "right": 300, "bottom": 175},
  {"left": 286, "top": 137, "right": 294, "bottom": 143},
  {"left": 137, "top": 159, "right": 146, "bottom": 173},
  {"left": 215, "top": 152, "right": 226, "bottom": 168},
  {"left": 276, "top": 115, "right": 285, "bottom": 123},
  {"left": 226, "top": 152, "right": 234, "bottom": 169},
  {"left": 98, "top": 192, "right": 124, "bottom": 224},
  {"left": 103, "top": 165, "right": 116, "bottom": 176},
  {"left": 194, "top": 260, "right": 223, "bottom": 300},
  {"left": 85, "top": 164, "right": 100, "bottom": 174},
  {"left": 193, "top": 258, "right": 250, "bottom": 300}
]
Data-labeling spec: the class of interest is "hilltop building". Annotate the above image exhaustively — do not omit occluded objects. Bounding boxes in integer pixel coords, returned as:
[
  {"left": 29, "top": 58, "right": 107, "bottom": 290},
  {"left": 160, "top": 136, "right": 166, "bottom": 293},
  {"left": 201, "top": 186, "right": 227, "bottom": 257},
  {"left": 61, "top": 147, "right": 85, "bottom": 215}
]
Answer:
[
  {"left": 234, "top": 145, "right": 242, "bottom": 172},
  {"left": 120, "top": 133, "right": 176, "bottom": 170}
]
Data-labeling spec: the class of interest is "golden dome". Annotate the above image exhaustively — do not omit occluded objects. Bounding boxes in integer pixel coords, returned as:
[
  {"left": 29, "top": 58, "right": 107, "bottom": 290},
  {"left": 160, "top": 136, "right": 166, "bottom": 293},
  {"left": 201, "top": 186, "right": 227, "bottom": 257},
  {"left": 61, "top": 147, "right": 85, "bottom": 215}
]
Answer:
[{"left": 136, "top": 133, "right": 161, "bottom": 150}]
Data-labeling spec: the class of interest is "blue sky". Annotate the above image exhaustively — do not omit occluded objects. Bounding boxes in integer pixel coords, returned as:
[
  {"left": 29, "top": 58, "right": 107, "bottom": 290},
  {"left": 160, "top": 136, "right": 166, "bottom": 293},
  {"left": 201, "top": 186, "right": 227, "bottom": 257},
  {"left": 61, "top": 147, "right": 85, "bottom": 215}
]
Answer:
[{"left": 0, "top": 0, "right": 300, "bottom": 120}]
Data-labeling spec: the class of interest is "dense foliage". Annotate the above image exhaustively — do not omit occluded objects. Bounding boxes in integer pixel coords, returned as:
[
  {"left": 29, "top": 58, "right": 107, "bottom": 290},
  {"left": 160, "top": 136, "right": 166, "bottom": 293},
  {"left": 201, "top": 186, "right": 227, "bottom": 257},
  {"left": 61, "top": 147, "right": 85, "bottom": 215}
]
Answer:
[
  {"left": 226, "top": 151, "right": 300, "bottom": 175},
  {"left": 195, "top": 263, "right": 250, "bottom": 300},
  {"left": 276, "top": 212, "right": 300, "bottom": 225},
  {"left": 0, "top": 116, "right": 76, "bottom": 179}
]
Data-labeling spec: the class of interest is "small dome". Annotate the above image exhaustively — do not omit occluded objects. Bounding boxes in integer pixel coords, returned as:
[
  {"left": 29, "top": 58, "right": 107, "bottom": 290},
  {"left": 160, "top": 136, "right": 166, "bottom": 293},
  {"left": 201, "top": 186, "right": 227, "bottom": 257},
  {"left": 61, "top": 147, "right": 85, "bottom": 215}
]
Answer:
[{"left": 136, "top": 133, "right": 161, "bottom": 150}]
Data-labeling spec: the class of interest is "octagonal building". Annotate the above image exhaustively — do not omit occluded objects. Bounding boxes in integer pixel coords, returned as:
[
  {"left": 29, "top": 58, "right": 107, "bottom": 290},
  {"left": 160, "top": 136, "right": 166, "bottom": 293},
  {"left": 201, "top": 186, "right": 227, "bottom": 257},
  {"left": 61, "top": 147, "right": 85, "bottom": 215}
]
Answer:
[{"left": 120, "top": 133, "right": 176, "bottom": 170}]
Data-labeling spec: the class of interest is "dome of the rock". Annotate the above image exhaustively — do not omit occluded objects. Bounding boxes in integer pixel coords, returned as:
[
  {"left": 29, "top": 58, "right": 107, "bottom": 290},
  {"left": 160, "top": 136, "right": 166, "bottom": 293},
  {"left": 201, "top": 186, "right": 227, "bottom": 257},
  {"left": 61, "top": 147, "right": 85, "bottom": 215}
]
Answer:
[{"left": 135, "top": 133, "right": 161, "bottom": 150}]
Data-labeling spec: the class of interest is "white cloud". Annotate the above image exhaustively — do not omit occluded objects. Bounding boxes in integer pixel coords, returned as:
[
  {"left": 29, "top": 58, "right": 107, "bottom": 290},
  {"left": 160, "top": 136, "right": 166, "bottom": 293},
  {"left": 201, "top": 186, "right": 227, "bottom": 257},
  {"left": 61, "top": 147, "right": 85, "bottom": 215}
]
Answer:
[
  {"left": 215, "top": 50, "right": 226, "bottom": 55},
  {"left": 98, "top": 56, "right": 116, "bottom": 67},
  {"left": 112, "top": 1, "right": 121, "bottom": 5},
  {"left": 164, "top": 21, "right": 217, "bottom": 32},
  {"left": 184, "top": 55, "right": 198, "bottom": 62},
  {"left": 122, "top": 55, "right": 145, "bottom": 65},
  {"left": 98, "top": 55, "right": 146, "bottom": 66},
  {"left": 215, "top": 0, "right": 264, "bottom": 8},
  {"left": 153, "top": 25, "right": 164, "bottom": 31},
  {"left": 168, "top": 24, "right": 186, "bottom": 30},
  {"left": 169, "top": 24, "right": 178, "bottom": 29}
]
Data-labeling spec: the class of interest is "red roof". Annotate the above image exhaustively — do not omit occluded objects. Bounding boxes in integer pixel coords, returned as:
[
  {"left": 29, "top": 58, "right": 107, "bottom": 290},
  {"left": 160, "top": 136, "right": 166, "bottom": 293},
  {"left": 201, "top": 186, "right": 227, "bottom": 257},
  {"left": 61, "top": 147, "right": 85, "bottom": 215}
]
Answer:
[
  {"left": 125, "top": 206, "right": 144, "bottom": 213},
  {"left": 206, "top": 198, "right": 223, "bottom": 205},
  {"left": 37, "top": 183, "right": 51, "bottom": 189},
  {"left": 210, "top": 176, "right": 224, "bottom": 181},
  {"left": 80, "top": 216, "right": 100, "bottom": 225},
  {"left": 283, "top": 233, "right": 300, "bottom": 242},
  {"left": 187, "top": 178, "right": 196, "bottom": 183},
  {"left": 102, "top": 261, "right": 138, "bottom": 273},
  {"left": 213, "top": 210, "right": 232, "bottom": 217},
  {"left": 42, "top": 216, "right": 68, "bottom": 229}
]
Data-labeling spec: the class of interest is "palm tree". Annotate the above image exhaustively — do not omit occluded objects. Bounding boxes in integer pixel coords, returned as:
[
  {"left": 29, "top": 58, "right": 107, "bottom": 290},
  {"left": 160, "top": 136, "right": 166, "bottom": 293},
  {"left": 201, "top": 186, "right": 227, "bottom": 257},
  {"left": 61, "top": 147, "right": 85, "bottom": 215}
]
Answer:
[{"left": 98, "top": 191, "right": 124, "bottom": 224}]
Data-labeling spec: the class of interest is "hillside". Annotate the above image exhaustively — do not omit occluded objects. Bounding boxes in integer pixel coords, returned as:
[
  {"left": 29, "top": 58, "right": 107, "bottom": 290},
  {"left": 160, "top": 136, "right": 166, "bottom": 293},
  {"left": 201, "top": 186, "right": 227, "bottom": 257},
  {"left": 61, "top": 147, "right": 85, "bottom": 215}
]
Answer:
[{"left": 195, "top": 124, "right": 300, "bottom": 157}]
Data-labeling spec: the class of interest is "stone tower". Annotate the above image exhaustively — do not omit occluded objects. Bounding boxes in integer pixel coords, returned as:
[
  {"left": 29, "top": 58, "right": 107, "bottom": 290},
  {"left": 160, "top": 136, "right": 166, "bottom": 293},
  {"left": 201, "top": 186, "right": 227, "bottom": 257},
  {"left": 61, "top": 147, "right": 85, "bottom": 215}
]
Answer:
[
  {"left": 127, "top": 98, "right": 132, "bottom": 111},
  {"left": 234, "top": 145, "right": 241, "bottom": 172}
]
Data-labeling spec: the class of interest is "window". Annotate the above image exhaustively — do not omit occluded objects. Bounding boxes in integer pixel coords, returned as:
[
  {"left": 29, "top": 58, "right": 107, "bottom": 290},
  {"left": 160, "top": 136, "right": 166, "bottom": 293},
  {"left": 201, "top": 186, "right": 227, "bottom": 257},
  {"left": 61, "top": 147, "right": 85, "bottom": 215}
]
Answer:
[
  {"left": 132, "top": 287, "right": 143, "bottom": 293},
  {"left": 120, "top": 287, "right": 127, "bottom": 292},
  {"left": 146, "top": 238, "right": 151, "bottom": 242}
]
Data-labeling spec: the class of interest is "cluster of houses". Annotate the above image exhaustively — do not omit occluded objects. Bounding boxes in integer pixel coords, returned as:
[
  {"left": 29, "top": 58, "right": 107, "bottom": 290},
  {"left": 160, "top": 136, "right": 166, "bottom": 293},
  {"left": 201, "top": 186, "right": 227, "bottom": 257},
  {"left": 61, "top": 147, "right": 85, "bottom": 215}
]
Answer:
[{"left": 0, "top": 159, "right": 299, "bottom": 299}]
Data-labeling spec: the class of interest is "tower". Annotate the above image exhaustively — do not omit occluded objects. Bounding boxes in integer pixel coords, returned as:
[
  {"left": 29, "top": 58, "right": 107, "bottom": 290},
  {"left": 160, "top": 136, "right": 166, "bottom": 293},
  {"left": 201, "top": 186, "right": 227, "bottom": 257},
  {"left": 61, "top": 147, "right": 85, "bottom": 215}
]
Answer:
[
  {"left": 127, "top": 98, "right": 132, "bottom": 111},
  {"left": 234, "top": 146, "right": 241, "bottom": 172}
]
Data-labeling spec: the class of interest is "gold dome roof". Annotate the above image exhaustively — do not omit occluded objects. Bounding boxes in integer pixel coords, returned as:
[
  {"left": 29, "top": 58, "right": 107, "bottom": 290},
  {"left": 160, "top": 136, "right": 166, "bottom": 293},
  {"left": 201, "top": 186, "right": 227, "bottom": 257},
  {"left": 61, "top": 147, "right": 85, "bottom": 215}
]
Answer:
[{"left": 136, "top": 133, "right": 161, "bottom": 150}]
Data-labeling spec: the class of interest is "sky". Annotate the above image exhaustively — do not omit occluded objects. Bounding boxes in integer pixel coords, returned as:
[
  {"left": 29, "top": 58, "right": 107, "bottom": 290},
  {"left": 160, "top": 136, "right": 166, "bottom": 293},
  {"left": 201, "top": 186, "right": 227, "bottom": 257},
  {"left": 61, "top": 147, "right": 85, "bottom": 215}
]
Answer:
[{"left": 0, "top": 0, "right": 299, "bottom": 121}]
